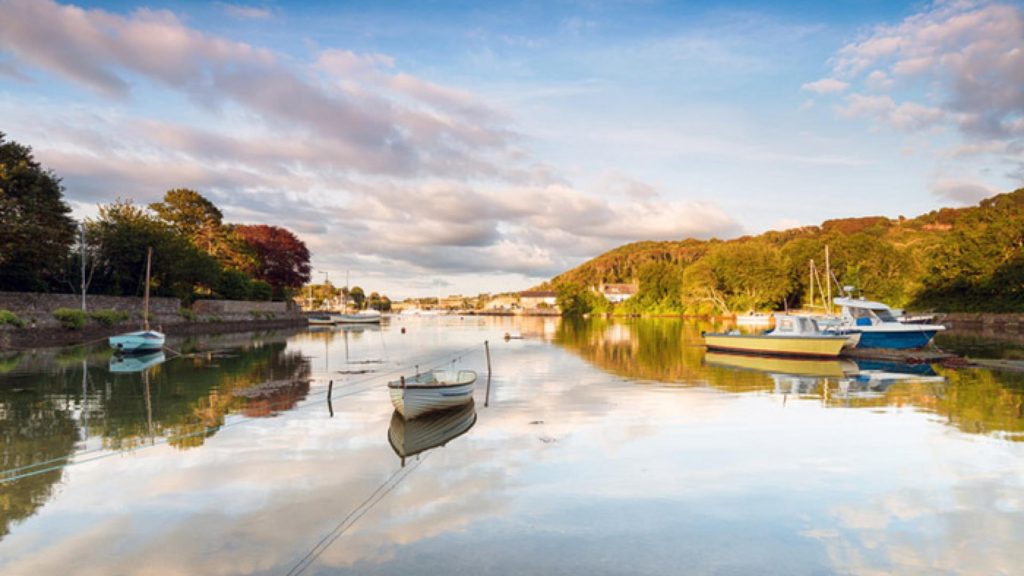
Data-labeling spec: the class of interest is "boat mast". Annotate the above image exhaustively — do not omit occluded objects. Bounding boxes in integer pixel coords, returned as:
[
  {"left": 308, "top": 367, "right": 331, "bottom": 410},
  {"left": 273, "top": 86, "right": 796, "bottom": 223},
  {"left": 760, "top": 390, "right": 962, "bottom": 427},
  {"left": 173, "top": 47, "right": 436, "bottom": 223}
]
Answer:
[
  {"left": 143, "top": 246, "right": 152, "bottom": 331},
  {"left": 825, "top": 245, "right": 832, "bottom": 313},
  {"left": 809, "top": 260, "right": 815, "bottom": 310}
]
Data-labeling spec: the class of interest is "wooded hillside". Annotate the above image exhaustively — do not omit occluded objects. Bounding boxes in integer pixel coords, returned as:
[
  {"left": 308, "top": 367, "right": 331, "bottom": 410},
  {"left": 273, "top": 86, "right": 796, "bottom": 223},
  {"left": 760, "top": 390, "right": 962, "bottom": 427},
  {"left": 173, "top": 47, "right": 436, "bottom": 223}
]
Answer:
[{"left": 544, "top": 188, "right": 1024, "bottom": 314}]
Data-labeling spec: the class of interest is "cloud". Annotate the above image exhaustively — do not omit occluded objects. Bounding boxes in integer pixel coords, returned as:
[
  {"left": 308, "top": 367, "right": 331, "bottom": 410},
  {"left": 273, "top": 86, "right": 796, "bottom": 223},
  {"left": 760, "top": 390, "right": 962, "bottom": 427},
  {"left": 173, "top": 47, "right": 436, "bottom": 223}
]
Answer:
[
  {"left": 217, "top": 2, "right": 271, "bottom": 20},
  {"left": 820, "top": 0, "right": 1024, "bottom": 137},
  {"left": 0, "top": 0, "right": 741, "bottom": 295},
  {"left": 930, "top": 178, "right": 1000, "bottom": 204},
  {"left": 801, "top": 78, "right": 848, "bottom": 94},
  {"left": 811, "top": 1, "right": 1024, "bottom": 194}
]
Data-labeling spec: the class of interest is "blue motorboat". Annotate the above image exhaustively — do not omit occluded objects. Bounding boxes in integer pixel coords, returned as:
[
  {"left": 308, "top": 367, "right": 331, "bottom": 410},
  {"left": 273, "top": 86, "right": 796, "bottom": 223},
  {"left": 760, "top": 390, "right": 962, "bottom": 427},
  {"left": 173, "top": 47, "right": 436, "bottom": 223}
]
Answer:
[{"left": 831, "top": 296, "right": 945, "bottom": 349}]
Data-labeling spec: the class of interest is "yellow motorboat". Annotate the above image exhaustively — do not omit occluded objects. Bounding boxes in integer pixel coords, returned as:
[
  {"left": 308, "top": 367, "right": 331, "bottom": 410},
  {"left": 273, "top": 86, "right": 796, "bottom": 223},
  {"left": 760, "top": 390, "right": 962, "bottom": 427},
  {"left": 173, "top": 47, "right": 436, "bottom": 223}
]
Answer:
[{"left": 702, "top": 315, "right": 857, "bottom": 358}]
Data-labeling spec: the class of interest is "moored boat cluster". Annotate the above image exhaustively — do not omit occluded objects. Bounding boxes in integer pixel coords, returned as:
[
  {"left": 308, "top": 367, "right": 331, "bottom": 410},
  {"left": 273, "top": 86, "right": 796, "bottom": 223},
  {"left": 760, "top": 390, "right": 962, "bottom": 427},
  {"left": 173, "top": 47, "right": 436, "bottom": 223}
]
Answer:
[{"left": 704, "top": 295, "right": 946, "bottom": 359}]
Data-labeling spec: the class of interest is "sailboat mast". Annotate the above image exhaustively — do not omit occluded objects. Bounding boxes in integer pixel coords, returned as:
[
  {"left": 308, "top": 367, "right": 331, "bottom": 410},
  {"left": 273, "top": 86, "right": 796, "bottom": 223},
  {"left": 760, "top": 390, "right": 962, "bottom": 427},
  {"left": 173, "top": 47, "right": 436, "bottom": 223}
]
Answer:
[
  {"left": 809, "top": 260, "right": 815, "bottom": 310},
  {"left": 143, "top": 247, "right": 152, "bottom": 331},
  {"left": 825, "top": 245, "right": 832, "bottom": 312}
]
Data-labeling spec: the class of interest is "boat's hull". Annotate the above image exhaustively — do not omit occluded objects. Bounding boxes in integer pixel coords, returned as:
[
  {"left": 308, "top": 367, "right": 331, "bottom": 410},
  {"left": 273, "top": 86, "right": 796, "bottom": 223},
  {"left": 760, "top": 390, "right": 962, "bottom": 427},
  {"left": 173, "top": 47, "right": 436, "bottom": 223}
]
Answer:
[
  {"left": 333, "top": 313, "right": 382, "bottom": 324},
  {"left": 389, "top": 381, "right": 475, "bottom": 419},
  {"left": 705, "top": 352, "right": 856, "bottom": 378},
  {"left": 703, "top": 334, "right": 848, "bottom": 358},
  {"left": 848, "top": 327, "right": 942, "bottom": 349},
  {"left": 109, "top": 331, "right": 165, "bottom": 354}
]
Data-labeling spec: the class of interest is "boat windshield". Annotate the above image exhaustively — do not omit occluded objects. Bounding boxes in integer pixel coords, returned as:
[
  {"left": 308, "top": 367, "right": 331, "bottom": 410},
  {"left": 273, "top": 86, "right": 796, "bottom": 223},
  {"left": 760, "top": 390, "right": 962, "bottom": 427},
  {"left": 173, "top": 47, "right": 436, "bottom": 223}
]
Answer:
[{"left": 875, "top": 309, "right": 899, "bottom": 323}]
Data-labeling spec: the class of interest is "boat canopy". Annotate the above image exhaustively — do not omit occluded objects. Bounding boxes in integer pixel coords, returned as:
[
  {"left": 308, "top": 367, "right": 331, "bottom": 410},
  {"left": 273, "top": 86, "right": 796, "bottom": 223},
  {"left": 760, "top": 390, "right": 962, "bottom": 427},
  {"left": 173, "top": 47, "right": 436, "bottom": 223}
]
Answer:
[
  {"left": 833, "top": 297, "right": 900, "bottom": 324},
  {"left": 768, "top": 315, "right": 822, "bottom": 336},
  {"left": 833, "top": 297, "right": 893, "bottom": 311}
]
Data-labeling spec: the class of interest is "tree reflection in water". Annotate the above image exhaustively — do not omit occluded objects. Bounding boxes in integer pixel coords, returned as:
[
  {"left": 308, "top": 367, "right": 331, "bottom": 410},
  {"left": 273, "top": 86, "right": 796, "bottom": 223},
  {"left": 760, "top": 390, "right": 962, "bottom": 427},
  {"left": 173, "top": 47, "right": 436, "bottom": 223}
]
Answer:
[
  {"left": 0, "top": 333, "right": 310, "bottom": 540},
  {"left": 555, "top": 317, "right": 1024, "bottom": 440}
]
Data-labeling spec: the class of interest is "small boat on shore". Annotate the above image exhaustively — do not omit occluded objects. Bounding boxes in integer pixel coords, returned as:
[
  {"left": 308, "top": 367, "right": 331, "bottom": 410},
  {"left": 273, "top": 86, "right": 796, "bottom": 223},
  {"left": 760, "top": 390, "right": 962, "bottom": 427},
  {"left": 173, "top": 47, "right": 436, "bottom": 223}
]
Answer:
[
  {"left": 388, "top": 369, "right": 477, "bottom": 419},
  {"left": 830, "top": 297, "right": 945, "bottom": 349},
  {"left": 702, "top": 314, "right": 856, "bottom": 358}
]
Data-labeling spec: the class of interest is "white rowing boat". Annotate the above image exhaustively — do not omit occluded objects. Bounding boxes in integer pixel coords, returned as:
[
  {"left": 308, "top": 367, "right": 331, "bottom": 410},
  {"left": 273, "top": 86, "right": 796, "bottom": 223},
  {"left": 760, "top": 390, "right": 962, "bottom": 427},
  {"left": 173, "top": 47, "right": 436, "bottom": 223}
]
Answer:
[{"left": 387, "top": 369, "right": 477, "bottom": 419}]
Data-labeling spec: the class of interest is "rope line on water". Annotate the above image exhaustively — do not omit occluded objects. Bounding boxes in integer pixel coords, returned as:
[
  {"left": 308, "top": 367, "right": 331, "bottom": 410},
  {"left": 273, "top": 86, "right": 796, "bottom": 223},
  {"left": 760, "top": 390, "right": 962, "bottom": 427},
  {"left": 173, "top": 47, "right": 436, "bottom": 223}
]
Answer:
[
  {"left": 284, "top": 454, "right": 430, "bottom": 576},
  {"left": 0, "top": 342, "right": 484, "bottom": 484}
]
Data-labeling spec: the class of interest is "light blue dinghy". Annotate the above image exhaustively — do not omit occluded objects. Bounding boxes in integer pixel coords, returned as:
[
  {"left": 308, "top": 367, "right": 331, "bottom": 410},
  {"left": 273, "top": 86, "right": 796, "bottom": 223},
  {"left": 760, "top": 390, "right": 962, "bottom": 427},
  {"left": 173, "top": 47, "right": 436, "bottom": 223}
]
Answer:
[
  {"left": 109, "top": 247, "right": 166, "bottom": 355},
  {"left": 109, "top": 330, "right": 166, "bottom": 354}
]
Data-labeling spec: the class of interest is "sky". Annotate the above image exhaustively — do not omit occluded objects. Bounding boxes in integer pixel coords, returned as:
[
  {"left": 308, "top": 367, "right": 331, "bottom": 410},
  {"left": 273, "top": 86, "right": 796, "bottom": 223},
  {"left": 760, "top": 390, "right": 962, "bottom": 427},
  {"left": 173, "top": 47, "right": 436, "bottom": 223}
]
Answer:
[{"left": 0, "top": 0, "right": 1022, "bottom": 298}]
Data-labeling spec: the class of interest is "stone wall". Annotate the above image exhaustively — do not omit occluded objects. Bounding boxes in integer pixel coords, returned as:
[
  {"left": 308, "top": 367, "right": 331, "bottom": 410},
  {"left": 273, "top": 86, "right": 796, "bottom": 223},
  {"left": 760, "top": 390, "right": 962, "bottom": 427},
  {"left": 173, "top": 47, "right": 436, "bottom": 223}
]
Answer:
[
  {"left": 193, "top": 299, "right": 299, "bottom": 316},
  {"left": 943, "top": 313, "right": 1024, "bottom": 331},
  {"left": 0, "top": 292, "right": 180, "bottom": 328}
]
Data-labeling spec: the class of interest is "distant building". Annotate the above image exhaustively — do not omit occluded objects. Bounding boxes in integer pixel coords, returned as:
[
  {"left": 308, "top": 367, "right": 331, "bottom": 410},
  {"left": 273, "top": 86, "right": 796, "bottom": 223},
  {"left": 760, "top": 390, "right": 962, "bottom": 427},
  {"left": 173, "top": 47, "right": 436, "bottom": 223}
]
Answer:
[
  {"left": 599, "top": 283, "right": 638, "bottom": 303},
  {"left": 484, "top": 294, "right": 519, "bottom": 311},
  {"left": 519, "top": 290, "right": 558, "bottom": 309},
  {"left": 440, "top": 295, "right": 467, "bottom": 310}
]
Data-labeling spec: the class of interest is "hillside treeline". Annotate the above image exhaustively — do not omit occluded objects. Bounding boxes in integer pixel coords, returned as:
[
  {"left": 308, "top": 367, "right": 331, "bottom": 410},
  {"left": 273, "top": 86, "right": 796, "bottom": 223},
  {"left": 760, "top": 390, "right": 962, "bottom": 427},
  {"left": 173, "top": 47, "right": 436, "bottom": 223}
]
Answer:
[
  {"left": 548, "top": 188, "right": 1024, "bottom": 314},
  {"left": 0, "top": 132, "right": 310, "bottom": 301}
]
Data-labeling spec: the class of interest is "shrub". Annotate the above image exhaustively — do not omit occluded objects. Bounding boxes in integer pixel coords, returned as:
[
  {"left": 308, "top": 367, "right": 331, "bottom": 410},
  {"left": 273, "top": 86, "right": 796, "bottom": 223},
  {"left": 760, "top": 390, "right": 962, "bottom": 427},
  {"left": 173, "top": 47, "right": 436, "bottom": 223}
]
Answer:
[
  {"left": 88, "top": 309, "right": 130, "bottom": 327},
  {"left": 250, "top": 280, "right": 273, "bottom": 301},
  {"left": 179, "top": 308, "right": 197, "bottom": 322},
  {"left": 216, "top": 269, "right": 252, "bottom": 300},
  {"left": 53, "top": 308, "right": 87, "bottom": 330},
  {"left": 0, "top": 309, "right": 24, "bottom": 328}
]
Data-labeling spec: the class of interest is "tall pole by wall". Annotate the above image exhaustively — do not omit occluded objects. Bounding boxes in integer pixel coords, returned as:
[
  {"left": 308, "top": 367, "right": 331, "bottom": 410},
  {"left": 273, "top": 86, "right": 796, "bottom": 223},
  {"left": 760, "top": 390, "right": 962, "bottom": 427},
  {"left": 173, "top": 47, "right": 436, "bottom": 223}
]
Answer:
[{"left": 80, "top": 222, "right": 87, "bottom": 312}]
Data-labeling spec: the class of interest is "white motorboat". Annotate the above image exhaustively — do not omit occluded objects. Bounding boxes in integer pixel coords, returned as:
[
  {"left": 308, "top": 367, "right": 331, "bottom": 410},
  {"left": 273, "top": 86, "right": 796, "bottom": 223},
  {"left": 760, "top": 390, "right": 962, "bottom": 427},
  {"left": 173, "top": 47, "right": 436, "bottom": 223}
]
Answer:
[
  {"left": 110, "top": 247, "right": 165, "bottom": 355},
  {"left": 830, "top": 296, "right": 945, "bottom": 349},
  {"left": 388, "top": 369, "right": 477, "bottom": 419}
]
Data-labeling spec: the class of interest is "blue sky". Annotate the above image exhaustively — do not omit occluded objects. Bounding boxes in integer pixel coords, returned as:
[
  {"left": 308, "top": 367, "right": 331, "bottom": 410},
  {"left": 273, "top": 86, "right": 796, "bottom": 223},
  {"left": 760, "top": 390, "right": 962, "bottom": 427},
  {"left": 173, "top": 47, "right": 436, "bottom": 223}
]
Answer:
[{"left": 1, "top": 0, "right": 1021, "bottom": 297}]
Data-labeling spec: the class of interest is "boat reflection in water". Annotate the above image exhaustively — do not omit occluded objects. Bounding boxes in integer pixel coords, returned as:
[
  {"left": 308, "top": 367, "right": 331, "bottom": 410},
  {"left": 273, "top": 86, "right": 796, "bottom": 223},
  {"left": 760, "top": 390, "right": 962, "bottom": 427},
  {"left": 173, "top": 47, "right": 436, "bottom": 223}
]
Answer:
[
  {"left": 108, "top": 350, "right": 166, "bottom": 373},
  {"left": 704, "top": 350, "right": 945, "bottom": 398},
  {"left": 388, "top": 400, "right": 478, "bottom": 466}
]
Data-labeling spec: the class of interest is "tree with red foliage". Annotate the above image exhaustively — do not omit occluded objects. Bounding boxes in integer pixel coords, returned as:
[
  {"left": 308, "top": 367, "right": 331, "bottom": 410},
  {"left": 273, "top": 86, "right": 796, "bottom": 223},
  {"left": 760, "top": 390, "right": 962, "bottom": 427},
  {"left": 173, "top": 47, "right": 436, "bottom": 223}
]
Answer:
[{"left": 232, "top": 224, "right": 311, "bottom": 293}]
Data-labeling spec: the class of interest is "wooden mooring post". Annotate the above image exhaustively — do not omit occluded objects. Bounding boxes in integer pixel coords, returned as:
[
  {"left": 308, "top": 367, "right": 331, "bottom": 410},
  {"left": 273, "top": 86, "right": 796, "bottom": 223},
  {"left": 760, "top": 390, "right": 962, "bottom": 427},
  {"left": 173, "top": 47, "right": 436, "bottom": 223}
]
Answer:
[{"left": 327, "top": 379, "right": 334, "bottom": 418}]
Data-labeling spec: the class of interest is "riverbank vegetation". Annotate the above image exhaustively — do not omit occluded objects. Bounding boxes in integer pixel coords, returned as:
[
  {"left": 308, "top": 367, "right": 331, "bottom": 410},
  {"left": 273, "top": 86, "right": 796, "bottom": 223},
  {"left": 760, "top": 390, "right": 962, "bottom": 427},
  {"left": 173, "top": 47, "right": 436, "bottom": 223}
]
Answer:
[
  {"left": 550, "top": 188, "right": 1024, "bottom": 315},
  {"left": 0, "top": 133, "right": 311, "bottom": 302}
]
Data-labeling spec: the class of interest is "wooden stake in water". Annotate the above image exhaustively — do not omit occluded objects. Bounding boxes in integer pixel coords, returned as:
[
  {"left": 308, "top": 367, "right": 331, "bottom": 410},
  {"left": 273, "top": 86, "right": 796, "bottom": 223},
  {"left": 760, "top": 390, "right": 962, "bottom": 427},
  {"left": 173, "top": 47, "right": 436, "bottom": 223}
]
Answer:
[
  {"left": 485, "top": 340, "right": 492, "bottom": 377},
  {"left": 327, "top": 380, "right": 334, "bottom": 418}
]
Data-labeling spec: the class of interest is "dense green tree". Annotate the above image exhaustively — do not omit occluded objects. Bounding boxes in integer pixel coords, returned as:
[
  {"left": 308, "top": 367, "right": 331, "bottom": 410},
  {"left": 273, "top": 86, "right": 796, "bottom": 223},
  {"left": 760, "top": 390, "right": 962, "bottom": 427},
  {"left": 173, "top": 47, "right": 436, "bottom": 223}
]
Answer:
[
  {"left": 150, "top": 189, "right": 255, "bottom": 271},
  {"left": 349, "top": 286, "right": 366, "bottom": 310},
  {"left": 629, "top": 260, "right": 684, "bottom": 313},
  {"left": 556, "top": 282, "right": 604, "bottom": 316},
  {"left": 0, "top": 132, "right": 76, "bottom": 291},
  {"left": 88, "top": 200, "right": 220, "bottom": 300}
]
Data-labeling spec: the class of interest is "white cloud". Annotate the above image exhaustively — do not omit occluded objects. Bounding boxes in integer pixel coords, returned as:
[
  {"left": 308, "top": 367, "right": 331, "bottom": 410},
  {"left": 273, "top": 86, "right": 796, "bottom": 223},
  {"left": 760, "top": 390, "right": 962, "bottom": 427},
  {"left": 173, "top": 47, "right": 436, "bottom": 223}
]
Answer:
[
  {"left": 0, "top": 0, "right": 741, "bottom": 296},
  {"left": 800, "top": 78, "right": 848, "bottom": 94},
  {"left": 217, "top": 2, "right": 271, "bottom": 20},
  {"left": 930, "top": 178, "right": 1000, "bottom": 204}
]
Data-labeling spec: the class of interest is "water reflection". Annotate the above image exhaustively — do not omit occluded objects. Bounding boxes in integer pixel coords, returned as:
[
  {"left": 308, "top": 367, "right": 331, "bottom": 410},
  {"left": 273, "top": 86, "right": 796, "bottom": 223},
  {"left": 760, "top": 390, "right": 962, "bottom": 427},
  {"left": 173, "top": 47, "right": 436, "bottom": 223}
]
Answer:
[
  {"left": 556, "top": 317, "right": 1024, "bottom": 441},
  {"left": 388, "top": 401, "right": 478, "bottom": 465},
  {"left": 2, "top": 318, "right": 1024, "bottom": 576},
  {"left": 108, "top": 351, "right": 166, "bottom": 373},
  {"left": 1, "top": 332, "right": 311, "bottom": 540}
]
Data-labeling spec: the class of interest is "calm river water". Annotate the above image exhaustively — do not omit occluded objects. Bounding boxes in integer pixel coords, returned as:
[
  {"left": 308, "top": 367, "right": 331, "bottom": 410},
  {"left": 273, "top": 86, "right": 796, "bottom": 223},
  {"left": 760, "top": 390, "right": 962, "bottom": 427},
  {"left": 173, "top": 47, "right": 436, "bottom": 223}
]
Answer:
[{"left": 1, "top": 316, "right": 1023, "bottom": 575}]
